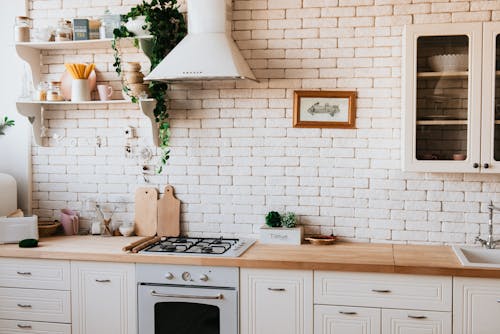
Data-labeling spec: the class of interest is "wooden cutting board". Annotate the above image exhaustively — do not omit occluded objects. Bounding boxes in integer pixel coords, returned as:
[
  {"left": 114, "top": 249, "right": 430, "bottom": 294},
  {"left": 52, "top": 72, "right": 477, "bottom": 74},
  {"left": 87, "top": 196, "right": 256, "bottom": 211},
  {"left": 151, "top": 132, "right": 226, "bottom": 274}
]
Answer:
[
  {"left": 157, "top": 185, "right": 180, "bottom": 237},
  {"left": 134, "top": 187, "right": 158, "bottom": 237}
]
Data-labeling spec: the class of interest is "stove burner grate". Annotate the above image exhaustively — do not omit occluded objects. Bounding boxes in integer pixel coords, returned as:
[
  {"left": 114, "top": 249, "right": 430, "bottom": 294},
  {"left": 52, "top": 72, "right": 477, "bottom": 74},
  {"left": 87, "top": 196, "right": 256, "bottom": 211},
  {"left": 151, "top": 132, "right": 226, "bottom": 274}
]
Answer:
[{"left": 143, "top": 236, "right": 240, "bottom": 255}]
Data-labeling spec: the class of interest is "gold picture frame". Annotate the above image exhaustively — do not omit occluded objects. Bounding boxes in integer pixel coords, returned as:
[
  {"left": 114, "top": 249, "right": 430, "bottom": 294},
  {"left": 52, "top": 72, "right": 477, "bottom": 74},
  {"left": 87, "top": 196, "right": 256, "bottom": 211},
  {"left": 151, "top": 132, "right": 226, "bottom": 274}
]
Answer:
[{"left": 293, "top": 90, "right": 357, "bottom": 129}]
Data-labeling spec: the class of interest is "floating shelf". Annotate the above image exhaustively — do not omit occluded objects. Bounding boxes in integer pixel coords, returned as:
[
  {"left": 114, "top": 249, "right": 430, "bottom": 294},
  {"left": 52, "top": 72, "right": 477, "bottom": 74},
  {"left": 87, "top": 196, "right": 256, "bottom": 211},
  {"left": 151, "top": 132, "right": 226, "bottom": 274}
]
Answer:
[
  {"left": 17, "top": 99, "right": 159, "bottom": 147},
  {"left": 416, "top": 120, "right": 468, "bottom": 126},
  {"left": 417, "top": 71, "right": 468, "bottom": 79}
]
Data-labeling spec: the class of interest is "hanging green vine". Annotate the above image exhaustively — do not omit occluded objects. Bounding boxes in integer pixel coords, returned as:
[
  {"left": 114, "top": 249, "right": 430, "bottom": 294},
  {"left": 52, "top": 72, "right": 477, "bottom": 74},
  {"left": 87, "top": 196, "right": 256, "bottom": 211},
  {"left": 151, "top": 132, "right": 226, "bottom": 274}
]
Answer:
[{"left": 112, "top": 0, "right": 186, "bottom": 173}]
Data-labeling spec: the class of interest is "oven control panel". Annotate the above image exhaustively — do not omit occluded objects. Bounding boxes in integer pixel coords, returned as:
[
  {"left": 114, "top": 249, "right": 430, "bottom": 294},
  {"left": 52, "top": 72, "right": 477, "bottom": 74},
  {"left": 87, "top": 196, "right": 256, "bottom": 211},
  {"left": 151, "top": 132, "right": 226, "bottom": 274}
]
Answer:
[{"left": 137, "top": 264, "right": 239, "bottom": 288}]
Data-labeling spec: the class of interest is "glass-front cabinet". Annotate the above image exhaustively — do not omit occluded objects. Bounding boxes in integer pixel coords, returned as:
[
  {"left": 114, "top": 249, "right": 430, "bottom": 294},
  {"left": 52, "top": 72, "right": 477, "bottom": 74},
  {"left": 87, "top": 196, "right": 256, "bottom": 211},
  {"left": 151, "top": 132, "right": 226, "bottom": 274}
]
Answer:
[{"left": 403, "top": 22, "right": 500, "bottom": 173}]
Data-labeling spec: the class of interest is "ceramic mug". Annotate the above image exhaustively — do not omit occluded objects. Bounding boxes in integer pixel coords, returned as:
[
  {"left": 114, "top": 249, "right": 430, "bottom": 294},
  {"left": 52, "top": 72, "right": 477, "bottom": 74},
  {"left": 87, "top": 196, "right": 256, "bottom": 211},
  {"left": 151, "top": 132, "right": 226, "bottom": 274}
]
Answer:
[
  {"left": 60, "top": 209, "right": 79, "bottom": 235},
  {"left": 97, "top": 84, "right": 113, "bottom": 101},
  {"left": 453, "top": 154, "right": 466, "bottom": 161}
]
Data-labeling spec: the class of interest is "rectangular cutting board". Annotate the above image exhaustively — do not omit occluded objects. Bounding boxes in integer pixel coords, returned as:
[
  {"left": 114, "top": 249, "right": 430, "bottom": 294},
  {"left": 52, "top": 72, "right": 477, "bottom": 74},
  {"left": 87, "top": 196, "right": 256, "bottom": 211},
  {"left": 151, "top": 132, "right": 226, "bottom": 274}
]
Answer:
[
  {"left": 157, "top": 185, "right": 180, "bottom": 237},
  {"left": 134, "top": 187, "right": 158, "bottom": 237}
]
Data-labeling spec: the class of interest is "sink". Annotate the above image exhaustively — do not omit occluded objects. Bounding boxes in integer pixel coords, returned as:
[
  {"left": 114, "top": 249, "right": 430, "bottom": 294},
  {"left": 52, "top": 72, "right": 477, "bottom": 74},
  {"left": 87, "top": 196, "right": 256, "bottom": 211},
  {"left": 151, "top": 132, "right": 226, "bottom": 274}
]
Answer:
[{"left": 452, "top": 246, "right": 500, "bottom": 268}]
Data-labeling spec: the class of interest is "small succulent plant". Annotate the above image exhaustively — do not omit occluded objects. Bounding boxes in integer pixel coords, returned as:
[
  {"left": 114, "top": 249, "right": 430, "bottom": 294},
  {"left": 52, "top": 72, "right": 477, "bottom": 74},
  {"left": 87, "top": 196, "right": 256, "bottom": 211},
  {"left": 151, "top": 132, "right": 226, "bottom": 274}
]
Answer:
[
  {"left": 0, "top": 116, "right": 15, "bottom": 136},
  {"left": 265, "top": 211, "right": 282, "bottom": 227},
  {"left": 281, "top": 212, "right": 297, "bottom": 228}
]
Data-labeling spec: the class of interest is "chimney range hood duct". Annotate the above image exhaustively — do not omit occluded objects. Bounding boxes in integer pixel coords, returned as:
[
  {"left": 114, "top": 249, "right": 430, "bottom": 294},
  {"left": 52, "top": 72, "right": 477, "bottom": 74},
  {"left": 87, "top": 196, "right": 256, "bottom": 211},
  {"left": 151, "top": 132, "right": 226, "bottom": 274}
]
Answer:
[{"left": 145, "top": 0, "right": 257, "bottom": 82}]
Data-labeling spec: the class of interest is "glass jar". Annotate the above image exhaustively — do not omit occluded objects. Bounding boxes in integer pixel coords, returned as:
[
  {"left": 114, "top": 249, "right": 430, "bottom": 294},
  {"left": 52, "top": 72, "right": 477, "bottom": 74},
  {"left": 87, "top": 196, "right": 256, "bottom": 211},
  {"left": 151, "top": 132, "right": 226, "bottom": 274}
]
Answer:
[
  {"left": 14, "top": 16, "right": 31, "bottom": 42},
  {"left": 35, "top": 81, "right": 48, "bottom": 101},
  {"left": 47, "top": 81, "right": 63, "bottom": 101},
  {"left": 55, "top": 19, "right": 72, "bottom": 41}
]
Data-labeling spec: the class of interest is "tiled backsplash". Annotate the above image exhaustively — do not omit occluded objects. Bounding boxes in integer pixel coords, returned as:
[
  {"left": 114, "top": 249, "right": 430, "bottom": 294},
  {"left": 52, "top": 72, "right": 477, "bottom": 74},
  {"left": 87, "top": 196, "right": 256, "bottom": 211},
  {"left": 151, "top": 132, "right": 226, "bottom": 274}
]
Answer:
[{"left": 29, "top": 0, "right": 500, "bottom": 244}]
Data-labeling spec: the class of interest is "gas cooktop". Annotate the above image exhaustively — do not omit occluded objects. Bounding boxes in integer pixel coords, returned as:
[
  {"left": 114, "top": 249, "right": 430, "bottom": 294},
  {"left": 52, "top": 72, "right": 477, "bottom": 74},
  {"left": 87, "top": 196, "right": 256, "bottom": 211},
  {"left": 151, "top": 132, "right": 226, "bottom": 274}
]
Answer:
[{"left": 140, "top": 236, "right": 255, "bottom": 257}]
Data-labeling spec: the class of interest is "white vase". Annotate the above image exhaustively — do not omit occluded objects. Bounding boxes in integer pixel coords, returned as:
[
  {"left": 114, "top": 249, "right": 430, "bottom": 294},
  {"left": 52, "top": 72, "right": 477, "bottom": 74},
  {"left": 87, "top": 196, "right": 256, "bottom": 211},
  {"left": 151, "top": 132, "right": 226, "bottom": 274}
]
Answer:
[
  {"left": 71, "top": 79, "right": 91, "bottom": 102},
  {"left": 125, "top": 16, "right": 150, "bottom": 36}
]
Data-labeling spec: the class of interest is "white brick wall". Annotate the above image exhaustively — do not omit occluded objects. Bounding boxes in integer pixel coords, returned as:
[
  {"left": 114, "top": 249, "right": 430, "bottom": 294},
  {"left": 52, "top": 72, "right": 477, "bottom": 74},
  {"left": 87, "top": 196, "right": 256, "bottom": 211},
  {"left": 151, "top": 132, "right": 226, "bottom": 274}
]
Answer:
[{"left": 28, "top": 0, "right": 500, "bottom": 244}]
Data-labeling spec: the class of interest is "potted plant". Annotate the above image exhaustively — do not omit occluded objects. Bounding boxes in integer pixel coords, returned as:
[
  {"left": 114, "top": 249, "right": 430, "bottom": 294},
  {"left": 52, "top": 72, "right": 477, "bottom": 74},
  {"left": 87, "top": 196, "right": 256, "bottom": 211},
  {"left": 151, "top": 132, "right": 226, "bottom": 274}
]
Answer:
[
  {"left": 112, "top": 0, "right": 187, "bottom": 173},
  {"left": 0, "top": 116, "right": 15, "bottom": 136},
  {"left": 260, "top": 211, "right": 303, "bottom": 245}
]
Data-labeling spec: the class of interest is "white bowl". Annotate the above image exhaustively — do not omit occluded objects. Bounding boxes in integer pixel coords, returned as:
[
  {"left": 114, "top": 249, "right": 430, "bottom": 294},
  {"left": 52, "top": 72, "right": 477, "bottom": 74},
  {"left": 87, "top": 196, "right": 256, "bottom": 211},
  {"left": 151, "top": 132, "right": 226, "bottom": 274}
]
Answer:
[
  {"left": 427, "top": 54, "right": 468, "bottom": 72},
  {"left": 119, "top": 225, "right": 135, "bottom": 237}
]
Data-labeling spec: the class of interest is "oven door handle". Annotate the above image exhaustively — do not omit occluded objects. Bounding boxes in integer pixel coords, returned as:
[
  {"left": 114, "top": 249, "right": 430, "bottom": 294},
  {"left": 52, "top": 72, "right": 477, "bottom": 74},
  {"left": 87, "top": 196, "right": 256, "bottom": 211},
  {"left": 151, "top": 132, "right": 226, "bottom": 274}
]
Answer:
[{"left": 150, "top": 290, "right": 224, "bottom": 300}]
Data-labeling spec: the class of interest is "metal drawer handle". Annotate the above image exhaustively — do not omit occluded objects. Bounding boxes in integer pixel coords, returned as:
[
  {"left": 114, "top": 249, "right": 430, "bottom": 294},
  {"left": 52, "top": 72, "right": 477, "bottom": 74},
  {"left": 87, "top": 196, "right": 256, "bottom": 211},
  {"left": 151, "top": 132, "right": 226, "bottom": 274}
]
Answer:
[
  {"left": 16, "top": 271, "right": 32, "bottom": 276},
  {"left": 408, "top": 315, "right": 427, "bottom": 320},
  {"left": 339, "top": 311, "right": 358, "bottom": 315},
  {"left": 17, "top": 304, "right": 32, "bottom": 308},
  {"left": 95, "top": 279, "right": 111, "bottom": 283},
  {"left": 268, "top": 288, "right": 286, "bottom": 292},
  {"left": 371, "top": 289, "right": 391, "bottom": 293},
  {"left": 17, "top": 324, "right": 32, "bottom": 329},
  {"left": 151, "top": 290, "right": 224, "bottom": 300}
]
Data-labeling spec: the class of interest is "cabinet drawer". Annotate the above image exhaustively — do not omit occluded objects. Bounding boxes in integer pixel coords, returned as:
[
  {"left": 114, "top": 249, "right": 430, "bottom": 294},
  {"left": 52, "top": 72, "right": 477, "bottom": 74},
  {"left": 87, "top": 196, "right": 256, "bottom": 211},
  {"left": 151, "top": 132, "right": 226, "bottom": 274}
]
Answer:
[
  {"left": 0, "top": 287, "right": 71, "bottom": 323},
  {"left": 314, "top": 271, "right": 451, "bottom": 311},
  {"left": 382, "top": 309, "right": 451, "bottom": 334},
  {"left": 314, "top": 305, "right": 381, "bottom": 334},
  {"left": 0, "top": 319, "right": 71, "bottom": 334},
  {"left": 0, "top": 258, "right": 70, "bottom": 290}
]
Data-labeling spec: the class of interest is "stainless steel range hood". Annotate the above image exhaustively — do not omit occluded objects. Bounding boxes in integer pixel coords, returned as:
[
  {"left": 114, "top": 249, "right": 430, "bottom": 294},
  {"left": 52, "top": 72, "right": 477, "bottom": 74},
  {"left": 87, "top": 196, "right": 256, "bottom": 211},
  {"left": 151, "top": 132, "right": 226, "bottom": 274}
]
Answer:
[{"left": 145, "top": 0, "right": 256, "bottom": 82}]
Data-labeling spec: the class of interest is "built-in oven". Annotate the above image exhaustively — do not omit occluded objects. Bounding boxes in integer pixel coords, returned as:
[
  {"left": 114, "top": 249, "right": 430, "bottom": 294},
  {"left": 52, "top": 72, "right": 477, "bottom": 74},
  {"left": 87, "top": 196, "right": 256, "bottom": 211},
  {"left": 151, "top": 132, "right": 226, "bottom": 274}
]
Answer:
[{"left": 137, "top": 264, "right": 239, "bottom": 334}]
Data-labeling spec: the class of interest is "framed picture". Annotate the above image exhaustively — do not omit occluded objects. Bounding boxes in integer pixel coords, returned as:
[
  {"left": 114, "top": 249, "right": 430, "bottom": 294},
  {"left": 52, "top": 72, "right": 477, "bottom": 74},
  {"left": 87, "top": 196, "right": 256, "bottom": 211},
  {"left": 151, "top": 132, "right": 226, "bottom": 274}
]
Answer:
[{"left": 293, "top": 90, "right": 357, "bottom": 129}]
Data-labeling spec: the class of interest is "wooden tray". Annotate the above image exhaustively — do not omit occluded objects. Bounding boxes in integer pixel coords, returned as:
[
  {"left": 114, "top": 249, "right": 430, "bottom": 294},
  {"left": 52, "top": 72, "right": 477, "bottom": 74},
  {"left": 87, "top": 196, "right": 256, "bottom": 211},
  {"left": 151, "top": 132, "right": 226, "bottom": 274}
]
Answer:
[{"left": 305, "top": 235, "right": 337, "bottom": 245}]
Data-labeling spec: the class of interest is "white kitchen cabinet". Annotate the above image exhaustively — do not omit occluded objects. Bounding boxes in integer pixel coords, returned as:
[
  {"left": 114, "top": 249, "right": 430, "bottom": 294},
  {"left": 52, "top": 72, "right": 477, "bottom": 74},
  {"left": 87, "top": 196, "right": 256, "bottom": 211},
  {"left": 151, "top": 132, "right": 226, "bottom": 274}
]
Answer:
[
  {"left": 0, "top": 258, "right": 71, "bottom": 334},
  {"left": 403, "top": 22, "right": 500, "bottom": 173},
  {"left": 314, "top": 271, "right": 452, "bottom": 334},
  {"left": 71, "top": 261, "right": 136, "bottom": 334},
  {"left": 314, "top": 305, "right": 380, "bottom": 334},
  {"left": 453, "top": 277, "right": 500, "bottom": 334},
  {"left": 240, "top": 268, "right": 313, "bottom": 334},
  {"left": 382, "top": 309, "right": 451, "bottom": 334}
]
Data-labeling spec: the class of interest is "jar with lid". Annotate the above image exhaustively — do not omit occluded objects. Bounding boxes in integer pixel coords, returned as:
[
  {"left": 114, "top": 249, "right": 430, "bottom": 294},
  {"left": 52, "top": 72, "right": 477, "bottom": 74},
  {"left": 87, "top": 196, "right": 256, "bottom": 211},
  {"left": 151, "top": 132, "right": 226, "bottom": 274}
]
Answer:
[
  {"left": 35, "top": 81, "right": 48, "bottom": 101},
  {"left": 47, "top": 81, "right": 63, "bottom": 101},
  {"left": 55, "top": 19, "right": 73, "bottom": 41},
  {"left": 14, "top": 16, "right": 31, "bottom": 42}
]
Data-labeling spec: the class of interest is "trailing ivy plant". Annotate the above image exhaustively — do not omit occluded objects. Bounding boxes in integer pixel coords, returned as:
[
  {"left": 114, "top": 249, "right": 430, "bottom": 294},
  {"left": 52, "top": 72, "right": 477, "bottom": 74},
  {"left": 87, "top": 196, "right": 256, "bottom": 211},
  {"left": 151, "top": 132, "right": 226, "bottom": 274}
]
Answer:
[
  {"left": 112, "top": 0, "right": 186, "bottom": 173},
  {"left": 0, "top": 116, "right": 15, "bottom": 136}
]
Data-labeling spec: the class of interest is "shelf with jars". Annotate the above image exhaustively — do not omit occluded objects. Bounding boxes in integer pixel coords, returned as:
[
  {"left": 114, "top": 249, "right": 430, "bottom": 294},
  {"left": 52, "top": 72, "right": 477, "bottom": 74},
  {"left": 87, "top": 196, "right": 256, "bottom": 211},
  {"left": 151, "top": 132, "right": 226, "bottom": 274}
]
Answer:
[
  {"left": 403, "top": 22, "right": 500, "bottom": 173},
  {"left": 15, "top": 36, "right": 158, "bottom": 147}
]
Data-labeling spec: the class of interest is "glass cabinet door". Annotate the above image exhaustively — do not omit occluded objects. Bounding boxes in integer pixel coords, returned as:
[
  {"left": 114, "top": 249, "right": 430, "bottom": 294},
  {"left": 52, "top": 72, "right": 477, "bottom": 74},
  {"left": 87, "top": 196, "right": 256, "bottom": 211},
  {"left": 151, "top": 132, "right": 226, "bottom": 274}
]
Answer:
[
  {"left": 481, "top": 23, "right": 500, "bottom": 173},
  {"left": 404, "top": 23, "right": 482, "bottom": 172}
]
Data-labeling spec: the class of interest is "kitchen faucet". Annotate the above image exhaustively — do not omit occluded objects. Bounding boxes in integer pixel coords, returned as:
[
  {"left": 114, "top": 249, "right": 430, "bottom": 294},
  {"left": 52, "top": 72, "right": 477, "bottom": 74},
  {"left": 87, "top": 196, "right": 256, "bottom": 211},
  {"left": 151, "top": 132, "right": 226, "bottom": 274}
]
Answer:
[{"left": 475, "top": 201, "right": 500, "bottom": 249}]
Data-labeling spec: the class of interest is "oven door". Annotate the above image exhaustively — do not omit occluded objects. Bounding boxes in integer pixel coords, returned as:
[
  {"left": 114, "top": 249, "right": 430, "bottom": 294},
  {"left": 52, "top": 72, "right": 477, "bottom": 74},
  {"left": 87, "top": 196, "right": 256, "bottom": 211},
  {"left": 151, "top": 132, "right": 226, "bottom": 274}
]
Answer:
[{"left": 138, "top": 284, "right": 238, "bottom": 334}]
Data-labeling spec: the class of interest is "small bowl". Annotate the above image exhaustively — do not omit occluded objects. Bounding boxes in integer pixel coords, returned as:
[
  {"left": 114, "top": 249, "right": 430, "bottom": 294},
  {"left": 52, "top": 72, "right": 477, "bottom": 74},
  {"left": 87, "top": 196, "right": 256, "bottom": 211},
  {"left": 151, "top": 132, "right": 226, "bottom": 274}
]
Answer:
[
  {"left": 428, "top": 54, "right": 468, "bottom": 72},
  {"left": 119, "top": 225, "right": 135, "bottom": 237},
  {"left": 453, "top": 154, "right": 466, "bottom": 161}
]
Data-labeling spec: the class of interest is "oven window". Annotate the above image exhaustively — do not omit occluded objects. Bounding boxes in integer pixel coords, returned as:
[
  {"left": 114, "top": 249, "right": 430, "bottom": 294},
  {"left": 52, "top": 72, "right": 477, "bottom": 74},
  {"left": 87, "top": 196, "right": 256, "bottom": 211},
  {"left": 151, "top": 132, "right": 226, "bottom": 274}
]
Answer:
[{"left": 155, "top": 302, "right": 220, "bottom": 334}]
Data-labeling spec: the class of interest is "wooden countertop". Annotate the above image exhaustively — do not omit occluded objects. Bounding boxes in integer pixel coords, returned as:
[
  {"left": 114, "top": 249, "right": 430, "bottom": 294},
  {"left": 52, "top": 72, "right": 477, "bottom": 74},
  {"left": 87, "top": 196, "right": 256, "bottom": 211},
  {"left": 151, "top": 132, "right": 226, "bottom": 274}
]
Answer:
[{"left": 1, "top": 236, "right": 500, "bottom": 278}]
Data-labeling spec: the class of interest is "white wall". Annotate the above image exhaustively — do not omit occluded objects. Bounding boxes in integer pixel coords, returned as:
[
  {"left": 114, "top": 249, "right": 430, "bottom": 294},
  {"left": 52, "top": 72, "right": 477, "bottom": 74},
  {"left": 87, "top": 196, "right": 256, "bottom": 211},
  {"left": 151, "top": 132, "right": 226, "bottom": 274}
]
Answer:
[
  {"left": 0, "top": 1, "right": 31, "bottom": 214},
  {"left": 27, "top": 0, "right": 500, "bottom": 244}
]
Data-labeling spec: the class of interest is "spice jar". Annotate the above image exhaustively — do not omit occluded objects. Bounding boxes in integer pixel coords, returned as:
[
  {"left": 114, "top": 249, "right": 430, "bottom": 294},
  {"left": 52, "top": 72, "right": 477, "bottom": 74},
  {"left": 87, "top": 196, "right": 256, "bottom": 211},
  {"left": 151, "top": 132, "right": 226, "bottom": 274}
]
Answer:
[
  {"left": 55, "top": 19, "right": 73, "bottom": 41},
  {"left": 35, "top": 81, "right": 48, "bottom": 101},
  {"left": 14, "top": 16, "right": 31, "bottom": 42},
  {"left": 47, "top": 81, "right": 63, "bottom": 101}
]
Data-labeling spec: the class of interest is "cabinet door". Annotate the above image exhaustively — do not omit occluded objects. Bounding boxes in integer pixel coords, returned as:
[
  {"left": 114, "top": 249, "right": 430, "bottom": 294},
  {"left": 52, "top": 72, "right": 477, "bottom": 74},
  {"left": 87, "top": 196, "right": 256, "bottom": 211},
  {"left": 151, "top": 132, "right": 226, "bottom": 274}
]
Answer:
[
  {"left": 453, "top": 277, "right": 500, "bottom": 334},
  {"left": 71, "top": 261, "right": 136, "bottom": 334},
  {"left": 382, "top": 309, "right": 451, "bottom": 334},
  {"left": 314, "top": 305, "right": 380, "bottom": 334},
  {"left": 240, "top": 268, "right": 313, "bottom": 334},
  {"left": 403, "top": 23, "right": 482, "bottom": 172},
  {"left": 481, "top": 22, "right": 500, "bottom": 172}
]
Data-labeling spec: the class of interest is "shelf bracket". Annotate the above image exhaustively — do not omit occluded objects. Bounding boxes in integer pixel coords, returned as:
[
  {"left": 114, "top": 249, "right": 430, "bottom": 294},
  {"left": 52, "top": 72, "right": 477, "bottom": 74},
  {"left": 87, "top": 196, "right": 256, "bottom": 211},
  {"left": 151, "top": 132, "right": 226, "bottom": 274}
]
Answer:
[
  {"left": 16, "top": 45, "right": 41, "bottom": 87},
  {"left": 139, "top": 99, "right": 159, "bottom": 147},
  {"left": 16, "top": 102, "right": 45, "bottom": 146}
]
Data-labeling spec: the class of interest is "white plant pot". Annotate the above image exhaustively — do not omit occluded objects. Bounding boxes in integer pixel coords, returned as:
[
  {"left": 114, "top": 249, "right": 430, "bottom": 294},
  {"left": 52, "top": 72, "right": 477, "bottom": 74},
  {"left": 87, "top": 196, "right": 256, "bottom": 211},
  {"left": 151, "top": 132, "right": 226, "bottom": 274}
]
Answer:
[
  {"left": 259, "top": 226, "right": 303, "bottom": 245},
  {"left": 125, "top": 16, "right": 150, "bottom": 36}
]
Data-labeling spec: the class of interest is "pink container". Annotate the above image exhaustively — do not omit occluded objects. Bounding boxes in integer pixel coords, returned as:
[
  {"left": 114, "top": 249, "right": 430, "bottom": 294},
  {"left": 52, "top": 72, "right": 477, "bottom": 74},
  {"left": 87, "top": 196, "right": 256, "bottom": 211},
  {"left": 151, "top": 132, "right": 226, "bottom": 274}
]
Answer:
[{"left": 60, "top": 209, "right": 79, "bottom": 235}]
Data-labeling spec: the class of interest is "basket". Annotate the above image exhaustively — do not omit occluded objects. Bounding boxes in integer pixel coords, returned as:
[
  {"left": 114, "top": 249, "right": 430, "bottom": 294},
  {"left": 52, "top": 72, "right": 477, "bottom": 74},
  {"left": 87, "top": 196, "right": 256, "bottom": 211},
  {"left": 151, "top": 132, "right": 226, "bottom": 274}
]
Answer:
[
  {"left": 38, "top": 221, "right": 61, "bottom": 237},
  {"left": 305, "top": 235, "right": 337, "bottom": 245}
]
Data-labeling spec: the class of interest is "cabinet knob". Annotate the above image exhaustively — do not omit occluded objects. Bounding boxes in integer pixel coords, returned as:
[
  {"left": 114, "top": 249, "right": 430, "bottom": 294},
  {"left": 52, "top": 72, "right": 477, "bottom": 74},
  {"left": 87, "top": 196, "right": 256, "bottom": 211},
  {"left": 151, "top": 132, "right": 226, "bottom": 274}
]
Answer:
[
  {"left": 484, "top": 163, "right": 490, "bottom": 169},
  {"left": 473, "top": 163, "right": 479, "bottom": 168}
]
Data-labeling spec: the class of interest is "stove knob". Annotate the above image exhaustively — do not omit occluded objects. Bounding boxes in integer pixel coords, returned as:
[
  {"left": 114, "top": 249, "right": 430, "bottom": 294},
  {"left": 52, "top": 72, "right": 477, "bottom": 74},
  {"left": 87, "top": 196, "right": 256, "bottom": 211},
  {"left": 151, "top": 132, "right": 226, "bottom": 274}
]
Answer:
[
  {"left": 199, "top": 274, "right": 209, "bottom": 282},
  {"left": 182, "top": 272, "right": 191, "bottom": 281},
  {"left": 165, "top": 272, "right": 174, "bottom": 280}
]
